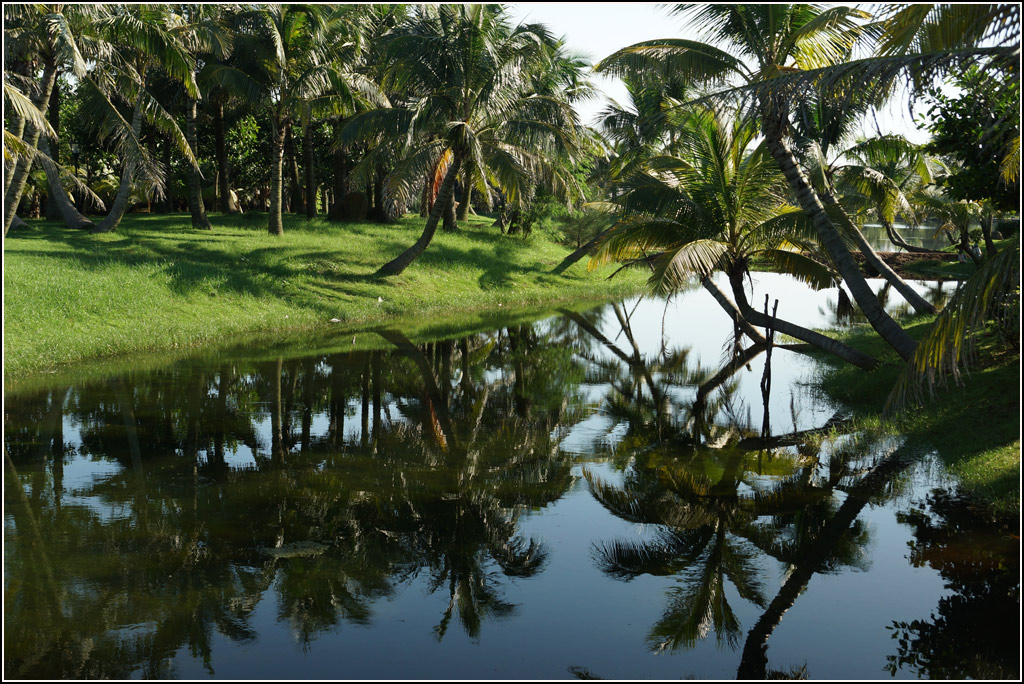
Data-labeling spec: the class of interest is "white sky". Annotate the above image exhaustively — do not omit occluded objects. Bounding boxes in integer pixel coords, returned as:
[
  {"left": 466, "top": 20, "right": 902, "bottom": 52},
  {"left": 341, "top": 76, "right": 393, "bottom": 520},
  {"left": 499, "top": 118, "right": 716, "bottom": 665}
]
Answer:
[{"left": 506, "top": 2, "right": 930, "bottom": 145}]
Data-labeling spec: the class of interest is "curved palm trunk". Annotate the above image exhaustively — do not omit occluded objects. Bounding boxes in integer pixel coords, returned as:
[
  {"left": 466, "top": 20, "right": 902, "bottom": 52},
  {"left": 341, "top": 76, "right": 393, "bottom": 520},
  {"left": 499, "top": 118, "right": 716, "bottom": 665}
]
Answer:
[
  {"left": 883, "top": 219, "right": 935, "bottom": 254},
  {"left": 761, "top": 116, "right": 917, "bottom": 361},
  {"left": 726, "top": 269, "right": 879, "bottom": 370},
  {"left": 93, "top": 96, "right": 146, "bottom": 234},
  {"left": 185, "top": 97, "right": 212, "bottom": 230},
  {"left": 820, "top": 192, "right": 935, "bottom": 314},
  {"left": 268, "top": 123, "right": 287, "bottom": 236},
  {"left": 4, "top": 57, "right": 58, "bottom": 236},
  {"left": 38, "top": 138, "right": 94, "bottom": 230},
  {"left": 377, "top": 153, "right": 463, "bottom": 276}
]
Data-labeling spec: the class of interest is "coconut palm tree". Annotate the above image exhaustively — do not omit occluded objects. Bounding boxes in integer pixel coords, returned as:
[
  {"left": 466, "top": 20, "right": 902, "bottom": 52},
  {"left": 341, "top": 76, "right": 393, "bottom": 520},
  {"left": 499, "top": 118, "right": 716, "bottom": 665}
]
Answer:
[
  {"left": 79, "top": 5, "right": 204, "bottom": 234},
  {"left": 832, "top": 135, "right": 947, "bottom": 256},
  {"left": 3, "top": 3, "right": 101, "bottom": 235},
  {"left": 595, "top": 4, "right": 1018, "bottom": 361},
  {"left": 343, "top": 4, "right": 583, "bottom": 276},
  {"left": 225, "top": 4, "right": 379, "bottom": 236},
  {"left": 590, "top": 107, "right": 878, "bottom": 369}
]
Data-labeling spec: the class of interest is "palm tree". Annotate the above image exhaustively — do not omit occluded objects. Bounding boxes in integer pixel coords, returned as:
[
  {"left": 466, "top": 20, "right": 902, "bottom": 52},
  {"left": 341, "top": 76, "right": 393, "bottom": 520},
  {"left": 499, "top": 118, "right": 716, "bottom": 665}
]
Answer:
[
  {"left": 594, "top": 4, "right": 1017, "bottom": 361},
  {"left": 3, "top": 3, "right": 99, "bottom": 235},
  {"left": 590, "top": 107, "right": 878, "bottom": 369},
  {"left": 226, "top": 4, "right": 379, "bottom": 236},
  {"left": 81, "top": 5, "right": 202, "bottom": 234},
  {"left": 832, "top": 135, "right": 946, "bottom": 256},
  {"left": 344, "top": 4, "right": 583, "bottom": 276}
]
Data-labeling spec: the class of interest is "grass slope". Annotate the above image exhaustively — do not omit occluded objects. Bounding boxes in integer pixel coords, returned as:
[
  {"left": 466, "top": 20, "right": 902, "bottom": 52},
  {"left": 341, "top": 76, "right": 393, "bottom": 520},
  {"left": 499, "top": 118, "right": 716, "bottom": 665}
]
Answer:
[
  {"left": 817, "top": 317, "right": 1020, "bottom": 518},
  {"left": 4, "top": 212, "right": 646, "bottom": 378}
]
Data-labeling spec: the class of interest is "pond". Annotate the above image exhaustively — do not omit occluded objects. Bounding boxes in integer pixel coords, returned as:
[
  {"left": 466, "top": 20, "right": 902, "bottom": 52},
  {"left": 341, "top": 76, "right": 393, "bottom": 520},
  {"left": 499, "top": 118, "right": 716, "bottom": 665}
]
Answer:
[{"left": 4, "top": 273, "right": 1018, "bottom": 680}]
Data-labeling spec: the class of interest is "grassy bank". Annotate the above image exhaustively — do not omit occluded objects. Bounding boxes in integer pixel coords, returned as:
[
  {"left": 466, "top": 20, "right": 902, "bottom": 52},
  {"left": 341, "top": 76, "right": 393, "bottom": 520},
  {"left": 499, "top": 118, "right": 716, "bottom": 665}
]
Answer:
[
  {"left": 4, "top": 212, "right": 647, "bottom": 378},
  {"left": 816, "top": 318, "right": 1020, "bottom": 518}
]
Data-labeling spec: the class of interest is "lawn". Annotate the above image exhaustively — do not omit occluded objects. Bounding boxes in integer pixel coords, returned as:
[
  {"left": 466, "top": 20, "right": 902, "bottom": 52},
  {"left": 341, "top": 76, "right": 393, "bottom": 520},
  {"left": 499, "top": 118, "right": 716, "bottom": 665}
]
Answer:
[{"left": 3, "top": 211, "right": 647, "bottom": 378}]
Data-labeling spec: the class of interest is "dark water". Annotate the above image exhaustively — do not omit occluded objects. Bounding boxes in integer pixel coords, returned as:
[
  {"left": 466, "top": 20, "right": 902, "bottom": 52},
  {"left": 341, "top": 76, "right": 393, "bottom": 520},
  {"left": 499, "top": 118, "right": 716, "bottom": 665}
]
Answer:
[{"left": 4, "top": 273, "right": 1018, "bottom": 680}]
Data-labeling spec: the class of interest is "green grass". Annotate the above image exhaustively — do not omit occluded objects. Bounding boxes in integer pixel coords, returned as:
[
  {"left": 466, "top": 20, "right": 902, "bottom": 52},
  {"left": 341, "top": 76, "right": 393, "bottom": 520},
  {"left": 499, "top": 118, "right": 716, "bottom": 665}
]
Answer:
[
  {"left": 816, "top": 319, "right": 1020, "bottom": 518},
  {"left": 4, "top": 211, "right": 647, "bottom": 379}
]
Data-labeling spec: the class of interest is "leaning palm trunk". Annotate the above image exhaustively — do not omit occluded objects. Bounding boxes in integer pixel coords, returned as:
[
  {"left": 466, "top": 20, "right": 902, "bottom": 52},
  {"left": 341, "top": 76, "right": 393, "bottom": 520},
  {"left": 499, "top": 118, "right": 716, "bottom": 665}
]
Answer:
[
  {"left": 38, "top": 138, "right": 94, "bottom": 230},
  {"left": 761, "top": 112, "right": 917, "bottom": 361},
  {"left": 377, "top": 153, "right": 463, "bottom": 276},
  {"left": 4, "top": 57, "right": 58, "bottom": 236},
  {"left": 819, "top": 191, "right": 935, "bottom": 314},
  {"left": 725, "top": 269, "right": 879, "bottom": 370},
  {"left": 185, "top": 97, "right": 212, "bottom": 230},
  {"left": 883, "top": 218, "right": 935, "bottom": 254},
  {"left": 551, "top": 226, "right": 615, "bottom": 274},
  {"left": 93, "top": 97, "right": 146, "bottom": 234},
  {"left": 268, "top": 124, "right": 287, "bottom": 236}
]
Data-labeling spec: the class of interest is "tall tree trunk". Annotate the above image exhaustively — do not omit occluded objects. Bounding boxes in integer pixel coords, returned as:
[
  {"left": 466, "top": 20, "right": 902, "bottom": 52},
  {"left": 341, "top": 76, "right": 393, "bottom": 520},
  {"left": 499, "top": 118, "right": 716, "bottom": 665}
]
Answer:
[
  {"left": 981, "top": 212, "right": 996, "bottom": 257},
  {"left": 761, "top": 110, "right": 917, "bottom": 361},
  {"left": 725, "top": 268, "right": 879, "bottom": 370},
  {"left": 268, "top": 123, "right": 287, "bottom": 236},
  {"left": 329, "top": 134, "right": 349, "bottom": 221},
  {"left": 456, "top": 176, "right": 472, "bottom": 221},
  {"left": 185, "top": 97, "right": 212, "bottom": 230},
  {"left": 93, "top": 95, "right": 146, "bottom": 234},
  {"left": 303, "top": 121, "right": 316, "bottom": 219},
  {"left": 820, "top": 192, "right": 935, "bottom": 314},
  {"left": 287, "top": 128, "right": 303, "bottom": 215},
  {"left": 4, "top": 56, "right": 58, "bottom": 236},
  {"left": 212, "top": 100, "right": 239, "bottom": 213},
  {"left": 377, "top": 153, "right": 463, "bottom": 276},
  {"left": 37, "top": 138, "right": 93, "bottom": 230},
  {"left": 442, "top": 193, "right": 458, "bottom": 232},
  {"left": 154, "top": 135, "right": 173, "bottom": 213},
  {"left": 45, "top": 78, "right": 61, "bottom": 220}
]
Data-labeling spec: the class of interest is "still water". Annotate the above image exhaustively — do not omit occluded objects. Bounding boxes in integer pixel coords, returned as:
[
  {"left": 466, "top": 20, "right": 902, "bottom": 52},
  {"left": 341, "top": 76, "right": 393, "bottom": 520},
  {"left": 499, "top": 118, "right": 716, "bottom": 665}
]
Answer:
[{"left": 4, "top": 273, "right": 1017, "bottom": 680}]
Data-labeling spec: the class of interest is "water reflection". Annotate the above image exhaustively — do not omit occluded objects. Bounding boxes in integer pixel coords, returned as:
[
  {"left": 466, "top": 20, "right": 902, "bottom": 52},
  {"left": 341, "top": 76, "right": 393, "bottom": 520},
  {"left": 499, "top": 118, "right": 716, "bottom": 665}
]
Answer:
[
  {"left": 886, "top": 490, "right": 1020, "bottom": 679},
  {"left": 3, "top": 287, "right": 1014, "bottom": 680}
]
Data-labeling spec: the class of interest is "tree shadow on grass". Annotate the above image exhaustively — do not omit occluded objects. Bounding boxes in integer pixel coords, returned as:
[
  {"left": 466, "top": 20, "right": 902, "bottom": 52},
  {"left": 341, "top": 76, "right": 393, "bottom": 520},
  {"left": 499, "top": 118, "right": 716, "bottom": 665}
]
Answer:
[{"left": 7, "top": 214, "right": 581, "bottom": 313}]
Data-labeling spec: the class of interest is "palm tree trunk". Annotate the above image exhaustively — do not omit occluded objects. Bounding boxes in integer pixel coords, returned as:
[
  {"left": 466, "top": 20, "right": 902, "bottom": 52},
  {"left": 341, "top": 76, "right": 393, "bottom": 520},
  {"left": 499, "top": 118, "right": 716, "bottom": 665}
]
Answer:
[
  {"left": 820, "top": 192, "right": 935, "bottom": 314},
  {"left": 45, "top": 79, "right": 61, "bottom": 220},
  {"left": 303, "top": 121, "right": 316, "bottom": 219},
  {"left": 185, "top": 97, "right": 212, "bottom": 230},
  {"left": 93, "top": 95, "right": 146, "bottom": 234},
  {"left": 457, "top": 176, "right": 471, "bottom": 221},
  {"left": 442, "top": 193, "right": 458, "bottom": 232},
  {"left": 4, "top": 56, "right": 58, "bottom": 236},
  {"left": 377, "top": 153, "right": 463, "bottom": 276},
  {"left": 37, "top": 138, "right": 93, "bottom": 230},
  {"left": 213, "top": 100, "right": 239, "bottom": 214},
  {"left": 269, "top": 123, "right": 287, "bottom": 236},
  {"left": 700, "top": 276, "right": 767, "bottom": 344},
  {"left": 725, "top": 269, "right": 879, "bottom": 370},
  {"left": 761, "top": 115, "right": 917, "bottom": 361},
  {"left": 551, "top": 226, "right": 615, "bottom": 274},
  {"left": 883, "top": 219, "right": 937, "bottom": 254}
]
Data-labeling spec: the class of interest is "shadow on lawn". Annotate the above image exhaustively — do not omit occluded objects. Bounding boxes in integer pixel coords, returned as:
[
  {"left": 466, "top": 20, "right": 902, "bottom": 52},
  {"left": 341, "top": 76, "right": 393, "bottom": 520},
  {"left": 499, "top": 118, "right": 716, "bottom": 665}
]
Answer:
[{"left": 7, "top": 212, "right": 582, "bottom": 306}]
